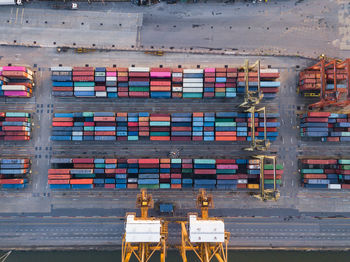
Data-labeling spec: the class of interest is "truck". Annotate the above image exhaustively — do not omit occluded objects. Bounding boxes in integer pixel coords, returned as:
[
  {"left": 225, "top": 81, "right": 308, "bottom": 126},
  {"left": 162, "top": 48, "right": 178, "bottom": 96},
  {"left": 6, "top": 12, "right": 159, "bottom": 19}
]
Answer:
[{"left": 0, "top": 0, "right": 22, "bottom": 5}]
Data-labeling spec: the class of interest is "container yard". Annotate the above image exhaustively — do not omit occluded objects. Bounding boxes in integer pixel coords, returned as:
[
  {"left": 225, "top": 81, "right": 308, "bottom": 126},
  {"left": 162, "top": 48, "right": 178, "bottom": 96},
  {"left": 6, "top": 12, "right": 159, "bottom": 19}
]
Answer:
[
  {"left": 1, "top": 0, "right": 350, "bottom": 255},
  {"left": 0, "top": 66, "right": 34, "bottom": 97},
  {"left": 48, "top": 157, "right": 283, "bottom": 190},
  {"left": 0, "top": 158, "right": 30, "bottom": 189},
  {"left": 51, "top": 111, "right": 279, "bottom": 142},
  {"left": 51, "top": 66, "right": 280, "bottom": 99},
  {"left": 0, "top": 112, "right": 31, "bottom": 141}
]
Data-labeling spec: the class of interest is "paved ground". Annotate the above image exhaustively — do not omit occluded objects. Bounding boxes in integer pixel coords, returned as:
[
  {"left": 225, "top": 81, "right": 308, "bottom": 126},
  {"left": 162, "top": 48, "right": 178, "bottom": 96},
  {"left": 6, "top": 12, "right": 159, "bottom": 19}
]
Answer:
[
  {"left": 0, "top": 0, "right": 348, "bottom": 57},
  {"left": 1, "top": 0, "right": 350, "bottom": 249}
]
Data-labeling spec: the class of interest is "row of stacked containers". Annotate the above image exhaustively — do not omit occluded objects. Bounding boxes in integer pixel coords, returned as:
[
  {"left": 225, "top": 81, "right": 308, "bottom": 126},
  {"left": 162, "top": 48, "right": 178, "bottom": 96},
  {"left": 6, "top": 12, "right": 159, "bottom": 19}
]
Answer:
[
  {"left": 300, "top": 158, "right": 350, "bottom": 189},
  {"left": 0, "top": 66, "right": 34, "bottom": 97},
  {"left": 0, "top": 158, "right": 30, "bottom": 189},
  {"left": 51, "top": 66, "right": 280, "bottom": 98},
  {"left": 0, "top": 112, "right": 31, "bottom": 141},
  {"left": 51, "top": 111, "right": 280, "bottom": 142},
  {"left": 300, "top": 111, "right": 350, "bottom": 142},
  {"left": 48, "top": 158, "right": 283, "bottom": 190},
  {"left": 298, "top": 64, "right": 348, "bottom": 97}
]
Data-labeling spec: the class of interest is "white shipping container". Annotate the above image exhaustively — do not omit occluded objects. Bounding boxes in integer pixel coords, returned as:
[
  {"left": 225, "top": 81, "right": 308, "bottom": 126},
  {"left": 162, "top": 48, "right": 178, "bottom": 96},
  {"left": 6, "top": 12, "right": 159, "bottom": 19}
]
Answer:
[
  {"left": 260, "top": 69, "right": 279, "bottom": 73},
  {"left": 72, "top": 131, "right": 83, "bottom": 136},
  {"left": 328, "top": 184, "right": 341, "bottom": 189},
  {"left": 172, "top": 86, "right": 183, "bottom": 92},
  {"left": 95, "top": 72, "right": 106, "bottom": 77},
  {"left": 183, "top": 87, "right": 203, "bottom": 93},
  {"left": 107, "top": 87, "right": 118, "bottom": 92},
  {"left": 183, "top": 83, "right": 203, "bottom": 88},
  {"left": 74, "top": 86, "right": 94, "bottom": 92},
  {"left": 0, "top": 0, "right": 16, "bottom": 5},
  {"left": 106, "top": 76, "right": 117, "bottom": 81},
  {"left": 50, "top": 66, "right": 72, "bottom": 72},
  {"left": 1, "top": 85, "right": 26, "bottom": 91},
  {"left": 248, "top": 165, "right": 260, "bottom": 169},
  {"left": 183, "top": 69, "right": 203, "bottom": 73},
  {"left": 172, "top": 73, "right": 183, "bottom": 77},
  {"left": 238, "top": 179, "right": 248, "bottom": 184},
  {"left": 96, "top": 92, "right": 107, "bottom": 97},
  {"left": 183, "top": 78, "right": 203, "bottom": 83},
  {"left": 128, "top": 67, "right": 149, "bottom": 72}
]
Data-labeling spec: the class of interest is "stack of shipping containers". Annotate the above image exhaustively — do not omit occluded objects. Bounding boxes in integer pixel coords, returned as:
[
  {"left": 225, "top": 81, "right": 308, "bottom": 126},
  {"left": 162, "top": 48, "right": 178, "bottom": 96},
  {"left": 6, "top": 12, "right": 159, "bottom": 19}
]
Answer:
[
  {"left": 0, "top": 112, "right": 31, "bottom": 141},
  {"left": 172, "top": 68, "right": 183, "bottom": 98},
  {"left": 183, "top": 69, "right": 203, "bottom": 98},
  {"left": 204, "top": 68, "right": 215, "bottom": 98},
  {"left": 51, "top": 111, "right": 280, "bottom": 141},
  {"left": 106, "top": 67, "right": 118, "bottom": 98},
  {"left": 300, "top": 111, "right": 350, "bottom": 142},
  {"left": 117, "top": 68, "right": 129, "bottom": 97},
  {"left": 192, "top": 113, "right": 203, "bottom": 141},
  {"left": 171, "top": 113, "right": 192, "bottom": 141},
  {"left": 214, "top": 68, "right": 227, "bottom": 98},
  {"left": 0, "top": 158, "right": 30, "bottom": 189},
  {"left": 300, "top": 158, "right": 350, "bottom": 189},
  {"left": 129, "top": 67, "right": 150, "bottom": 98},
  {"left": 116, "top": 112, "right": 127, "bottom": 141},
  {"left": 51, "top": 67, "right": 73, "bottom": 97},
  {"left": 0, "top": 66, "right": 34, "bottom": 97},
  {"left": 73, "top": 67, "right": 95, "bottom": 97},
  {"left": 51, "top": 66, "right": 280, "bottom": 99},
  {"left": 94, "top": 67, "right": 107, "bottom": 97},
  {"left": 149, "top": 114, "right": 171, "bottom": 141},
  {"left": 150, "top": 68, "right": 171, "bottom": 98},
  {"left": 48, "top": 158, "right": 283, "bottom": 190}
]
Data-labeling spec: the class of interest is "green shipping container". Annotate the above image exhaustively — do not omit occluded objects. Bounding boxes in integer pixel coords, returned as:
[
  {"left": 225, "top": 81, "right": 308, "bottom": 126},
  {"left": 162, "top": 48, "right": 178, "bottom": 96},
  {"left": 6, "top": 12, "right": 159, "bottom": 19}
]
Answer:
[
  {"left": 74, "top": 82, "right": 95, "bottom": 87},
  {"left": 95, "top": 164, "right": 105, "bottom": 168},
  {"left": 150, "top": 122, "right": 170, "bottom": 126},
  {"left": 171, "top": 159, "right": 182, "bottom": 164},
  {"left": 194, "top": 159, "right": 216, "bottom": 164},
  {"left": 216, "top": 169, "right": 236, "bottom": 174},
  {"left": 264, "top": 164, "right": 284, "bottom": 170},
  {"left": 264, "top": 179, "right": 282, "bottom": 184},
  {"left": 341, "top": 165, "right": 350, "bottom": 170},
  {"left": 128, "top": 136, "right": 139, "bottom": 141},
  {"left": 74, "top": 173, "right": 96, "bottom": 178},
  {"left": 84, "top": 126, "right": 94, "bottom": 131},
  {"left": 183, "top": 93, "right": 203, "bottom": 98},
  {"left": 160, "top": 183, "right": 170, "bottom": 189},
  {"left": 6, "top": 112, "right": 29, "bottom": 117},
  {"left": 129, "top": 87, "right": 150, "bottom": 92},
  {"left": 138, "top": 184, "right": 159, "bottom": 189},
  {"left": 339, "top": 159, "right": 350, "bottom": 164},
  {"left": 150, "top": 132, "right": 170, "bottom": 136},
  {"left": 83, "top": 112, "right": 94, "bottom": 117},
  {"left": 300, "top": 169, "right": 324, "bottom": 174},
  {"left": 215, "top": 122, "right": 236, "bottom": 127}
]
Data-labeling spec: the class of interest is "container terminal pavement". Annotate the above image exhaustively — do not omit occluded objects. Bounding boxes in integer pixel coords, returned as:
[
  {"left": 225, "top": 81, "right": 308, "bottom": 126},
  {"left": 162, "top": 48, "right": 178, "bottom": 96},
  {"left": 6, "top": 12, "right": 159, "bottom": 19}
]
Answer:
[{"left": 3, "top": 56, "right": 350, "bottom": 253}]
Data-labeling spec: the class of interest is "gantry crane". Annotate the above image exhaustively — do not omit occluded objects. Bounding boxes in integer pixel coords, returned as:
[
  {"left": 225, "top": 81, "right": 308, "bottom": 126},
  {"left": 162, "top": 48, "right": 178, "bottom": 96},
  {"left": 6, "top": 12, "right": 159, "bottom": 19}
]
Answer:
[
  {"left": 254, "top": 155, "right": 279, "bottom": 201},
  {"left": 178, "top": 189, "right": 230, "bottom": 262},
  {"left": 122, "top": 189, "right": 168, "bottom": 262},
  {"left": 240, "top": 59, "right": 264, "bottom": 108},
  {"left": 244, "top": 106, "right": 270, "bottom": 151},
  {"left": 308, "top": 58, "right": 350, "bottom": 110},
  {"left": 0, "top": 251, "right": 11, "bottom": 262}
]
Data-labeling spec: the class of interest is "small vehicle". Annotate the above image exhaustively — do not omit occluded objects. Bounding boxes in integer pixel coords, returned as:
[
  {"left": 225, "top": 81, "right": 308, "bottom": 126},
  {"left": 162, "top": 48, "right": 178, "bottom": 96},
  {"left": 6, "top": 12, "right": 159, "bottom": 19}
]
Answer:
[
  {"left": 71, "top": 2, "right": 78, "bottom": 9},
  {"left": 144, "top": 51, "right": 164, "bottom": 56}
]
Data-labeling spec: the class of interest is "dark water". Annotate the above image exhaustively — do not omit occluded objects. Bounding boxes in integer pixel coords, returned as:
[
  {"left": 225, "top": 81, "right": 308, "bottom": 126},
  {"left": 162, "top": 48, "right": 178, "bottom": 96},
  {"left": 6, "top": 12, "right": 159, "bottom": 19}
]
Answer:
[{"left": 5, "top": 250, "right": 350, "bottom": 262}]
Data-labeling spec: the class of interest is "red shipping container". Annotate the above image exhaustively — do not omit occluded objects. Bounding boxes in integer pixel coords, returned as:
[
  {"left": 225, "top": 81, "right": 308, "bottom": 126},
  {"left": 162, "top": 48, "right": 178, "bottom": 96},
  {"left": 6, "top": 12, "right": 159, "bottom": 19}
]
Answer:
[
  {"left": 48, "top": 169, "right": 70, "bottom": 175},
  {"left": 127, "top": 184, "right": 138, "bottom": 189},
  {"left": 52, "top": 122, "right": 73, "bottom": 127},
  {"left": 160, "top": 174, "right": 170, "bottom": 179},
  {"left": 171, "top": 137, "right": 191, "bottom": 141},
  {"left": 139, "top": 159, "right": 159, "bottom": 164},
  {"left": 237, "top": 184, "right": 247, "bottom": 189},
  {"left": 48, "top": 179, "right": 70, "bottom": 184},
  {"left": 104, "top": 184, "right": 115, "bottom": 189},
  {"left": 72, "top": 158, "right": 94, "bottom": 164},
  {"left": 150, "top": 136, "right": 170, "bottom": 141},
  {"left": 0, "top": 179, "right": 24, "bottom": 184},
  {"left": 194, "top": 169, "right": 216, "bottom": 175}
]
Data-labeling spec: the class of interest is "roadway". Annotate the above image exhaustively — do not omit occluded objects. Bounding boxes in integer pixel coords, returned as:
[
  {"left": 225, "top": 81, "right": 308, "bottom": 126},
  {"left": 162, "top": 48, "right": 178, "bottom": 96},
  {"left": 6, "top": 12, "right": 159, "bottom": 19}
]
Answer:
[{"left": 2, "top": 215, "right": 350, "bottom": 248}]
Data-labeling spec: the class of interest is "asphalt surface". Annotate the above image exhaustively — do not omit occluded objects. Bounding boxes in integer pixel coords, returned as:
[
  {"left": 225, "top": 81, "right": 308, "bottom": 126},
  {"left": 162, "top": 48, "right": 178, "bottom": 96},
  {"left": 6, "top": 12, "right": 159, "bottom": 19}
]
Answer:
[{"left": 0, "top": 0, "right": 350, "bottom": 250}]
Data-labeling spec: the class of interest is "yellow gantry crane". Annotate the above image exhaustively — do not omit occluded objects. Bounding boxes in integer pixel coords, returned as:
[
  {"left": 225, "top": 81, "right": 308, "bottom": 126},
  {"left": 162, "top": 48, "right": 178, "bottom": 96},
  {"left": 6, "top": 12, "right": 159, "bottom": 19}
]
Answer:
[
  {"left": 122, "top": 189, "right": 168, "bottom": 262},
  {"left": 254, "top": 155, "right": 279, "bottom": 201},
  {"left": 240, "top": 59, "right": 264, "bottom": 108},
  {"left": 178, "top": 189, "right": 230, "bottom": 262},
  {"left": 244, "top": 106, "right": 270, "bottom": 151}
]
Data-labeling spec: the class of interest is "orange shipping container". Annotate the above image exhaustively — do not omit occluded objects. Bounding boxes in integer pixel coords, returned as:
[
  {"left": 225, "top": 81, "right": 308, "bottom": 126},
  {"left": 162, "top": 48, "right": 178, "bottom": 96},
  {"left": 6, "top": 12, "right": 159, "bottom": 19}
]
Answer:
[{"left": 70, "top": 179, "right": 93, "bottom": 184}]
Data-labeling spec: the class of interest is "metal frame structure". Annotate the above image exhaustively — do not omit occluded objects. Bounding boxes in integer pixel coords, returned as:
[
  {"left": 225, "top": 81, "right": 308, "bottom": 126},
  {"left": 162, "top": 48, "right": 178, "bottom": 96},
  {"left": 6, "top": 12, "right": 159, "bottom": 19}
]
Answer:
[
  {"left": 309, "top": 58, "right": 350, "bottom": 110},
  {"left": 244, "top": 106, "right": 270, "bottom": 151},
  {"left": 254, "top": 155, "right": 279, "bottom": 201},
  {"left": 122, "top": 189, "right": 168, "bottom": 262},
  {"left": 178, "top": 189, "right": 230, "bottom": 262},
  {"left": 240, "top": 59, "right": 264, "bottom": 108},
  {"left": 0, "top": 251, "right": 11, "bottom": 262}
]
